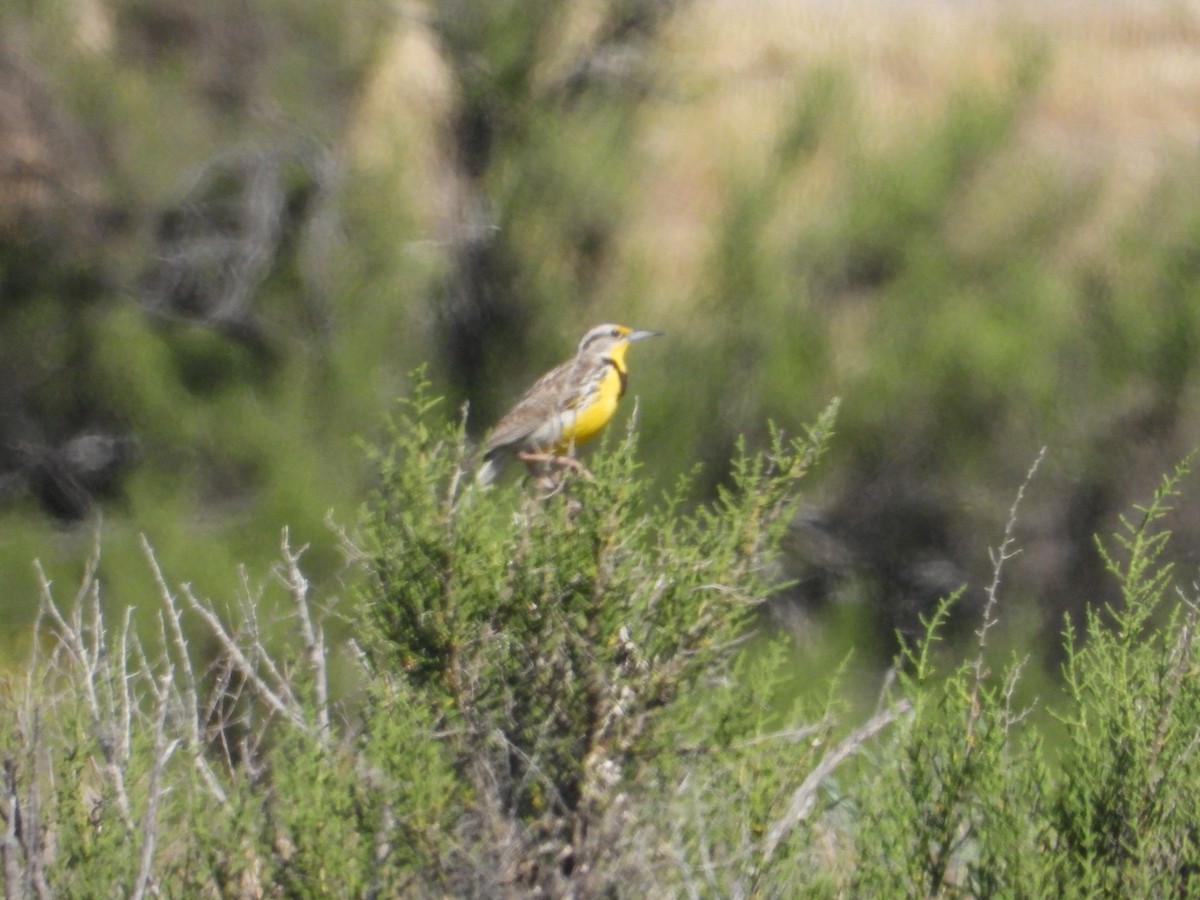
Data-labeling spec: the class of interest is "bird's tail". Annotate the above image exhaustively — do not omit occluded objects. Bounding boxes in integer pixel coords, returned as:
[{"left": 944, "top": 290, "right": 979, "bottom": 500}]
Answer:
[{"left": 476, "top": 454, "right": 503, "bottom": 487}]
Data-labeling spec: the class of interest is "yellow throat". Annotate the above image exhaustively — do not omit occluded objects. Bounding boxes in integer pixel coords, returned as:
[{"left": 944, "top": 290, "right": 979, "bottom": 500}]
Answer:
[{"left": 554, "top": 341, "right": 631, "bottom": 453}]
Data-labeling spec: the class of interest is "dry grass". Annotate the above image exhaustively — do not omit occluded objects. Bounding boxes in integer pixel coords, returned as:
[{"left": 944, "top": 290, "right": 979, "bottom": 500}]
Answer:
[
  {"left": 343, "top": 0, "right": 1200, "bottom": 324},
  {"left": 662, "top": 0, "right": 1200, "bottom": 170},
  {"left": 629, "top": 0, "right": 1200, "bottom": 288}
]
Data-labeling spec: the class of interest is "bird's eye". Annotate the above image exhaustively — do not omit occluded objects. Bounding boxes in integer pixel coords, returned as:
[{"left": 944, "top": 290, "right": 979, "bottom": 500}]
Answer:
[{"left": 610, "top": 328, "right": 620, "bottom": 337}]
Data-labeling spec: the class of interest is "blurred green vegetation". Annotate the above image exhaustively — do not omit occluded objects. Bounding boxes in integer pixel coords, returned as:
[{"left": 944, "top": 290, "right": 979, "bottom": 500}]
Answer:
[
  {"left": 2, "top": 0, "right": 1200, "bottom": 677},
  {"left": 0, "top": 0, "right": 405, "bottom": 650}
]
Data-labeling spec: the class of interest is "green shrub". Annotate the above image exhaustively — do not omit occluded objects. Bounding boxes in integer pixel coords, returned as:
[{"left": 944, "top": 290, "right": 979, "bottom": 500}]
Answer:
[
  {"left": 848, "top": 455, "right": 1200, "bottom": 897},
  {"left": 6, "top": 388, "right": 1200, "bottom": 897},
  {"left": 355, "top": 383, "right": 839, "bottom": 893},
  {"left": 1052, "top": 456, "right": 1200, "bottom": 896},
  {"left": 0, "top": 386, "right": 849, "bottom": 896}
]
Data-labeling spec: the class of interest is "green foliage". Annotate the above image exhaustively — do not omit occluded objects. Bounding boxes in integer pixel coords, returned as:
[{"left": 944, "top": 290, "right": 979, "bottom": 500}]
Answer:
[
  {"left": 0, "top": 0, "right": 404, "bottom": 660},
  {"left": 355, "top": 382, "right": 838, "bottom": 888},
  {"left": 5, "top": 2, "right": 1200, "bottom": 891},
  {"left": 649, "top": 634, "right": 847, "bottom": 897},
  {"left": 9, "top": 0, "right": 1200, "bottom": 692},
  {"left": 850, "top": 598, "right": 1056, "bottom": 897},
  {"left": 1053, "top": 458, "right": 1200, "bottom": 896},
  {"left": 6, "top": 389, "right": 1200, "bottom": 896},
  {"left": 846, "top": 456, "right": 1200, "bottom": 897},
  {"left": 0, "top": 389, "right": 848, "bottom": 896}
]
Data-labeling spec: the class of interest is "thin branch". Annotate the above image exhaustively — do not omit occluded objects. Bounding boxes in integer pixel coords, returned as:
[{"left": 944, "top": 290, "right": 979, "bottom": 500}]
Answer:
[
  {"left": 35, "top": 560, "right": 87, "bottom": 669},
  {"left": 181, "top": 583, "right": 309, "bottom": 733},
  {"left": 761, "top": 698, "right": 913, "bottom": 863},
  {"left": 141, "top": 536, "right": 230, "bottom": 803},
  {"left": 203, "top": 658, "right": 244, "bottom": 779},
  {"left": 143, "top": 536, "right": 199, "bottom": 715},
  {"left": 733, "top": 722, "right": 823, "bottom": 749},
  {"left": 967, "top": 446, "right": 1045, "bottom": 742},
  {"left": 131, "top": 666, "right": 177, "bottom": 900},
  {"left": 19, "top": 603, "right": 52, "bottom": 900},
  {"left": 88, "top": 571, "right": 119, "bottom": 756},
  {"left": 34, "top": 560, "right": 134, "bottom": 830},
  {"left": 25, "top": 711, "right": 51, "bottom": 900},
  {"left": 236, "top": 567, "right": 300, "bottom": 711},
  {"left": 279, "top": 528, "right": 329, "bottom": 739},
  {"left": 978, "top": 447, "right": 1046, "bottom": 654},
  {"left": 444, "top": 402, "right": 470, "bottom": 514},
  {"left": 117, "top": 605, "right": 134, "bottom": 770},
  {"left": 490, "top": 727, "right": 570, "bottom": 819},
  {"left": 2, "top": 759, "right": 22, "bottom": 900}
]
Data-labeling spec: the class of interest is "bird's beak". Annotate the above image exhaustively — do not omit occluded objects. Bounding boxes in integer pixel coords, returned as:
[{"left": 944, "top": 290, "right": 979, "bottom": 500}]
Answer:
[{"left": 626, "top": 329, "right": 663, "bottom": 342}]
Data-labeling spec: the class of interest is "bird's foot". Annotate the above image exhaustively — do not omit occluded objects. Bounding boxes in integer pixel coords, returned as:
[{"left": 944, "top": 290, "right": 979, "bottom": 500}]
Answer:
[{"left": 516, "top": 451, "right": 594, "bottom": 482}]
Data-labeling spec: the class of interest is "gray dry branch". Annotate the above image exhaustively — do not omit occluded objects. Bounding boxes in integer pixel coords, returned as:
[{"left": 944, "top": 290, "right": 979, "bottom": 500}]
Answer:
[
  {"left": 966, "top": 446, "right": 1045, "bottom": 745},
  {"left": 36, "top": 549, "right": 136, "bottom": 831},
  {"left": 1, "top": 531, "right": 343, "bottom": 894},
  {"left": 761, "top": 698, "right": 913, "bottom": 863},
  {"left": 143, "top": 537, "right": 229, "bottom": 804}
]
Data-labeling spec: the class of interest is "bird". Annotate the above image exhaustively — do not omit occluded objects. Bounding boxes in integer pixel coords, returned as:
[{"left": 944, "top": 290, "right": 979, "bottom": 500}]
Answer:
[{"left": 476, "top": 323, "right": 662, "bottom": 487}]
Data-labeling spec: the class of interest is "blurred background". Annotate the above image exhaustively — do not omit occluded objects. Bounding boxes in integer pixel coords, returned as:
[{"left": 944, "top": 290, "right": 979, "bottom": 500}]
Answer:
[{"left": 4, "top": 0, "right": 1200, "bottom": 673}]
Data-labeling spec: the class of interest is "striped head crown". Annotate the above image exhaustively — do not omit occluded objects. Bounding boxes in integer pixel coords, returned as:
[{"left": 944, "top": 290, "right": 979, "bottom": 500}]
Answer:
[{"left": 576, "top": 323, "right": 662, "bottom": 357}]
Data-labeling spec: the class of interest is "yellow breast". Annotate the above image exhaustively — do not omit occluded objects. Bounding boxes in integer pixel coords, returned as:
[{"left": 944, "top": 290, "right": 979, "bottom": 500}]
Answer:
[{"left": 556, "top": 364, "right": 624, "bottom": 451}]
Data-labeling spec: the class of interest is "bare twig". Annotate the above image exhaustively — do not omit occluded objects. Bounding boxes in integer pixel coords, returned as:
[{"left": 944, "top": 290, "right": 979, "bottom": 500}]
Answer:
[
  {"left": 20, "top": 616, "right": 52, "bottom": 900},
  {"left": 326, "top": 510, "right": 369, "bottom": 567},
  {"left": 2, "top": 758, "right": 22, "bottom": 899},
  {"left": 181, "top": 583, "right": 309, "bottom": 733},
  {"left": 279, "top": 528, "right": 330, "bottom": 739},
  {"left": 967, "top": 446, "right": 1045, "bottom": 742},
  {"left": 236, "top": 568, "right": 298, "bottom": 710},
  {"left": 761, "top": 698, "right": 913, "bottom": 863},
  {"left": 202, "top": 657, "right": 242, "bottom": 777},
  {"left": 444, "top": 403, "right": 470, "bottom": 513},
  {"left": 875, "top": 665, "right": 898, "bottom": 715},
  {"left": 141, "top": 536, "right": 229, "bottom": 804},
  {"left": 132, "top": 666, "right": 178, "bottom": 900},
  {"left": 117, "top": 605, "right": 134, "bottom": 773},
  {"left": 1, "top": 740, "right": 50, "bottom": 900},
  {"left": 733, "top": 722, "right": 822, "bottom": 749},
  {"left": 14, "top": 592, "right": 52, "bottom": 900},
  {"left": 35, "top": 559, "right": 134, "bottom": 830}
]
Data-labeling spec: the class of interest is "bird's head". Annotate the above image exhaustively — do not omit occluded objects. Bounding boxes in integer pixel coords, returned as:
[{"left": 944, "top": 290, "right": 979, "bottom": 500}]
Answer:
[{"left": 576, "top": 323, "right": 662, "bottom": 363}]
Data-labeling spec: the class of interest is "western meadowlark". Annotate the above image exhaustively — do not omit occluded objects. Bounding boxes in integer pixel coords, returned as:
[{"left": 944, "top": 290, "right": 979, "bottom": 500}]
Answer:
[{"left": 476, "top": 323, "right": 662, "bottom": 486}]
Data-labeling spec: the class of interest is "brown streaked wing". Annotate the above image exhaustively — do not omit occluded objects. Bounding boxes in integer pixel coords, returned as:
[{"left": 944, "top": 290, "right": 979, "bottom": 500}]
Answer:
[{"left": 483, "top": 358, "right": 578, "bottom": 454}]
